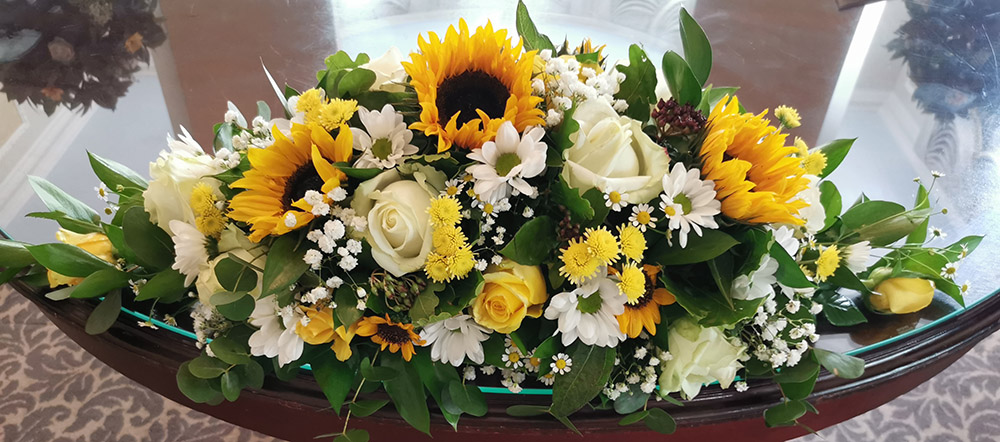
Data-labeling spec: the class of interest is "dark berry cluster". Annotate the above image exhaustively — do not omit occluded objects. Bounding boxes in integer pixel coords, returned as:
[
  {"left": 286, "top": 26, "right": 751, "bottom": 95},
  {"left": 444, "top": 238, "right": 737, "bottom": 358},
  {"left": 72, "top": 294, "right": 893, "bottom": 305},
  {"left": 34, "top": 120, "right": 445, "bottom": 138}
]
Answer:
[{"left": 652, "top": 98, "right": 707, "bottom": 136}]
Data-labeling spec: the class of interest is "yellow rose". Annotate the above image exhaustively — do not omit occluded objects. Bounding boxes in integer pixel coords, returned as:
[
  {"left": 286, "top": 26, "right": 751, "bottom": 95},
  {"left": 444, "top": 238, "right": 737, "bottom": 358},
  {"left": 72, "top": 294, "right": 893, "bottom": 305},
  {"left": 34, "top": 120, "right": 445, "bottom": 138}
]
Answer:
[
  {"left": 47, "top": 229, "right": 116, "bottom": 288},
  {"left": 472, "top": 259, "right": 547, "bottom": 333},
  {"left": 295, "top": 306, "right": 358, "bottom": 361},
  {"left": 870, "top": 278, "right": 934, "bottom": 314}
]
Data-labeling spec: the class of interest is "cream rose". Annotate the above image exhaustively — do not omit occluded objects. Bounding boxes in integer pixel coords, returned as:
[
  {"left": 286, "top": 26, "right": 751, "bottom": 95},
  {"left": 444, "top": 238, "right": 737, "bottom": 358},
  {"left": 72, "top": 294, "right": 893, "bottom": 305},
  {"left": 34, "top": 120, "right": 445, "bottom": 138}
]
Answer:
[
  {"left": 143, "top": 128, "right": 225, "bottom": 236},
  {"left": 561, "top": 99, "right": 670, "bottom": 204},
  {"left": 195, "top": 227, "right": 267, "bottom": 305},
  {"left": 352, "top": 163, "right": 446, "bottom": 276},
  {"left": 659, "top": 318, "right": 747, "bottom": 399},
  {"left": 361, "top": 47, "right": 407, "bottom": 93}
]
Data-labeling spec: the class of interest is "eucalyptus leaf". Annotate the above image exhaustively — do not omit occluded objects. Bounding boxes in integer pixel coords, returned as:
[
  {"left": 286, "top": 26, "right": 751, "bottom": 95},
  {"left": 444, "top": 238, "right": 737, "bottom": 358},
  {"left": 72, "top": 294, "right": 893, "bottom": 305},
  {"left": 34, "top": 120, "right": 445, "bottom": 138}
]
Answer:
[
  {"left": 209, "top": 336, "right": 252, "bottom": 365},
  {"left": 177, "top": 361, "right": 223, "bottom": 404},
  {"left": 763, "top": 400, "right": 807, "bottom": 427},
  {"left": 644, "top": 408, "right": 677, "bottom": 434},
  {"left": 613, "top": 384, "right": 649, "bottom": 415},
  {"left": 618, "top": 410, "right": 649, "bottom": 426},
  {"left": 221, "top": 370, "right": 241, "bottom": 401},
  {"left": 189, "top": 355, "right": 230, "bottom": 379},
  {"left": 84, "top": 290, "right": 121, "bottom": 335}
]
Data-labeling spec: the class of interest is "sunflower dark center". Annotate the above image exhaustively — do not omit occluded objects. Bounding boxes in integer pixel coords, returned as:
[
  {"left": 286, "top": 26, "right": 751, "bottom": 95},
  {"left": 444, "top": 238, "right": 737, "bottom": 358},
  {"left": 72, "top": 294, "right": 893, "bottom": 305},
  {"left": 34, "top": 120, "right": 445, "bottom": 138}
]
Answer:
[
  {"left": 626, "top": 277, "right": 657, "bottom": 310},
  {"left": 282, "top": 164, "right": 324, "bottom": 210},
  {"left": 377, "top": 323, "right": 412, "bottom": 344},
  {"left": 436, "top": 70, "right": 510, "bottom": 127}
]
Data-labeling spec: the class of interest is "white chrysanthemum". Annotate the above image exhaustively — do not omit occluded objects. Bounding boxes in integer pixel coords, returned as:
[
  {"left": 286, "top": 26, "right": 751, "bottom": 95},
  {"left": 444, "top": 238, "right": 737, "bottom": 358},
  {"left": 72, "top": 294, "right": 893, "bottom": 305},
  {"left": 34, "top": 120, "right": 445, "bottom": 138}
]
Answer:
[
  {"left": 842, "top": 241, "right": 871, "bottom": 273},
  {"left": 543, "top": 276, "right": 627, "bottom": 347},
  {"left": 770, "top": 225, "right": 800, "bottom": 257},
  {"left": 419, "top": 314, "right": 492, "bottom": 367},
  {"left": 248, "top": 296, "right": 304, "bottom": 367},
  {"left": 467, "top": 121, "right": 547, "bottom": 203},
  {"left": 732, "top": 255, "right": 779, "bottom": 301},
  {"left": 168, "top": 220, "right": 209, "bottom": 286},
  {"left": 351, "top": 104, "right": 419, "bottom": 169},
  {"left": 658, "top": 163, "right": 720, "bottom": 248}
]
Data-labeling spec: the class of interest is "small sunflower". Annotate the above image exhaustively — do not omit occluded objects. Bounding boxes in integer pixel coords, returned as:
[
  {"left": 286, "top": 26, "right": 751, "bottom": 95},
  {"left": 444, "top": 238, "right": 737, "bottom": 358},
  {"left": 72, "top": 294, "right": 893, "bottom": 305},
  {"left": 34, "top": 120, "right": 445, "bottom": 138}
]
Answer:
[
  {"left": 403, "top": 19, "right": 544, "bottom": 152},
  {"left": 228, "top": 123, "right": 352, "bottom": 241},
  {"left": 356, "top": 315, "right": 425, "bottom": 362},
  {"left": 700, "top": 96, "right": 810, "bottom": 225},
  {"left": 616, "top": 265, "right": 675, "bottom": 338}
]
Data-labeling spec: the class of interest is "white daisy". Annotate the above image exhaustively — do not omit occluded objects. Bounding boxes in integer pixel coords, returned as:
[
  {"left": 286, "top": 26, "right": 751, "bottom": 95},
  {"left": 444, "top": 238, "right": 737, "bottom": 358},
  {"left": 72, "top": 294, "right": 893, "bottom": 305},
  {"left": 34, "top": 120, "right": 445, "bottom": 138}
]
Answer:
[
  {"left": 419, "top": 315, "right": 492, "bottom": 367},
  {"left": 928, "top": 226, "right": 946, "bottom": 239},
  {"left": 467, "top": 121, "right": 547, "bottom": 203},
  {"left": 350, "top": 104, "right": 419, "bottom": 169},
  {"left": 842, "top": 241, "right": 872, "bottom": 273},
  {"left": 543, "top": 276, "right": 627, "bottom": 347},
  {"left": 248, "top": 296, "right": 304, "bottom": 367},
  {"left": 731, "top": 255, "right": 779, "bottom": 301},
  {"left": 961, "top": 281, "right": 971, "bottom": 294},
  {"left": 539, "top": 372, "right": 555, "bottom": 386},
  {"left": 168, "top": 220, "right": 208, "bottom": 286},
  {"left": 658, "top": 163, "right": 721, "bottom": 248},
  {"left": 551, "top": 353, "right": 573, "bottom": 375},
  {"left": 941, "top": 261, "right": 959, "bottom": 280},
  {"left": 603, "top": 188, "right": 629, "bottom": 212},
  {"left": 629, "top": 203, "right": 658, "bottom": 232},
  {"left": 502, "top": 344, "right": 525, "bottom": 369},
  {"left": 95, "top": 183, "right": 110, "bottom": 202},
  {"left": 443, "top": 178, "right": 466, "bottom": 197}
]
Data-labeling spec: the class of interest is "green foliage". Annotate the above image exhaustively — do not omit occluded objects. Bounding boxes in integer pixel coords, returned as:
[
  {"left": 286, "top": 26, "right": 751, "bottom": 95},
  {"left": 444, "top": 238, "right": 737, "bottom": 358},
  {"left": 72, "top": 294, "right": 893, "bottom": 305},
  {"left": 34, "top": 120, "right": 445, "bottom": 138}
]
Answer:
[
  {"left": 350, "top": 399, "right": 390, "bottom": 417},
  {"left": 614, "top": 44, "right": 658, "bottom": 121},
  {"left": 814, "top": 348, "right": 864, "bottom": 379},
  {"left": 612, "top": 384, "right": 649, "bottom": 415},
  {"left": 333, "top": 429, "right": 370, "bottom": 442},
  {"left": 260, "top": 234, "right": 309, "bottom": 297},
  {"left": 134, "top": 269, "right": 187, "bottom": 303},
  {"left": 381, "top": 353, "right": 431, "bottom": 435},
  {"left": 678, "top": 8, "right": 712, "bottom": 85},
  {"left": 411, "top": 351, "right": 461, "bottom": 428},
  {"left": 644, "top": 408, "right": 677, "bottom": 434},
  {"left": 515, "top": 1, "right": 555, "bottom": 52},
  {"left": 85, "top": 291, "right": 121, "bottom": 335},
  {"left": 0, "top": 239, "right": 35, "bottom": 268},
  {"left": 770, "top": 243, "right": 814, "bottom": 289},
  {"left": 549, "top": 105, "right": 579, "bottom": 153},
  {"left": 189, "top": 355, "right": 230, "bottom": 379},
  {"left": 813, "top": 290, "right": 867, "bottom": 326},
  {"left": 764, "top": 400, "right": 808, "bottom": 427},
  {"left": 214, "top": 257, "right": 258, "bottom": 292},
  {"left": 216, "top": 294, "right": 255, "bottom": 321},
  {"left": 28, "top": 176, "right": 101, "bottom": 225},
  {"left": 647, "top": 230, "right": 739, "bottom": 266},
  {"left": 312, "top": 351, "right": 357, "bottom": 414},
  {"left": 87, "top": 151, "right": 148, "bottom": 195},
  {"left": 361, "top": 356, "right": 399, "bottom": 381},
  {"left": 660, "top": 271, "right": 764, "bottom": 327},
  {"left": 551, "top": 177, "right": 594, "bottom": 224},
  {"left": 819, "top": 181, "right": 842, "bottom": 233},
  {"left": 335, "top": 286, "right": 363, "bottom": 327},
  {"left": 841, "top": 200, "right": 930, "bottom": 247},
  {"left": 209, "top": 336, "right": 252, "bottom": 365},
  {"left": 773, "top": 355, "right": 820, "bottom": 384},
  {"left": 177, "top": 361, "right": 223, "bottom": 404},
  {"left": 26, "top": 211, "right": 103, "bottom": 234},
  {"left": 319, "top": 51, "right": 375, "bottom": 99},
  {"left": 531, "top": 336, "right": 560, "bottom": 376},
  {"left": 906, "top": 184, "right": 930, "bottom": 244},
  {"left": 817, "top": 138, "right": 856, "bottom": 178},
  {"left": 500, "top": 216, "right": 560, "bottom": 265},
  {"left": 26, "top": 243, "right": 114, "bottom": 277},
  {"left": 505, "top": 405, "right": 549, "bottom": 416},
  {"left": 550, "top": 343, "right": 615, "bottom": 417},
  {"left": 445, "top": 380, "right": 488, "bottom": 417},
  {"left": 122, "top": 207, "right": 174, "bottom": 271},
  {"left": 69, "top": 268, "right": 130, "bottom": 299},
  {"left": 661, "top": 51, "right": 702, "bottom": 107}
]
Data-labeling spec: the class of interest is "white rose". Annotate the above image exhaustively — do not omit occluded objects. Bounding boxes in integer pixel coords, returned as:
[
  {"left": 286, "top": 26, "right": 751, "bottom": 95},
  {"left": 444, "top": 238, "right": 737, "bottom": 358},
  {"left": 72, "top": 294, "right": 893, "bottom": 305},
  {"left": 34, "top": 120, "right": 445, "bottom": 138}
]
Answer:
[
  {"left": 195, "top": 227, "right": 267, "bottom": 305},
  {"left": 658, "top": 318, "right": 747, "bottom": 399},
  {"left": 352, "top": 163, "right": 446, "bottom": 276},
  {"left": 360, "top": 47, "right": 407, "bottom": 93},
  {"left": 143, "top": 127, "right": 226, "bottom": 235},
  {"left": 561, "top": 99, "right": 670, "bottom": 204}
]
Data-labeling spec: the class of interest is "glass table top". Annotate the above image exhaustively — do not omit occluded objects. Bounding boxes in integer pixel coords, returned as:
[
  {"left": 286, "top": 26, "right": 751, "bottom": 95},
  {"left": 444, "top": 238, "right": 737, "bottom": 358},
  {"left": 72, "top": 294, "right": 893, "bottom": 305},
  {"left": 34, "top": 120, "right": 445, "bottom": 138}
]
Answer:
[{"left": 1, "top": 0, "right": 998, "bottom": 356}]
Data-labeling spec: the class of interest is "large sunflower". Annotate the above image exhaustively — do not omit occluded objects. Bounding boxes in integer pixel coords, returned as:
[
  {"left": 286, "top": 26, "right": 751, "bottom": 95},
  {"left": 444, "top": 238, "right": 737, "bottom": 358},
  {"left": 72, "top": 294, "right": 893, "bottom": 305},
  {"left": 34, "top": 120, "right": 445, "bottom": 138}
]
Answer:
[
  {"left": 403, "top": 19, "right": 544, "bottom": 152},
  {"left": 617, "top": 265, "right": 675, "bottom": 338},
  {"left": 699, "top": 96, "right": 810, "bottom": 225},
  {"left": 228, "top": 123, "right": 352, "bottom": 242}
]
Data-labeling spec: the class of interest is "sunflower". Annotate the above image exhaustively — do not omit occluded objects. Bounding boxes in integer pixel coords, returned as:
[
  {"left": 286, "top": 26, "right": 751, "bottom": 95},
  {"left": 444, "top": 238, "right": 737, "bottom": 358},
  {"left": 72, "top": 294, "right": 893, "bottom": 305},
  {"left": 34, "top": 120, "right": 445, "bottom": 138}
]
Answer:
[
  {"left": 699, "top": 96, "right": 810, "bottom": 225},
  {"left": 403, "top": 19, "right": 544, "bottom": 152},
  {"left": 616, "top": 265, "right": 676, "bottom": 338},
  {"left": 228, "top": 123, "right": 352, "bottom": 242},
  {"left": 356, "top": 315, "right": 425, "bottom": 362}
]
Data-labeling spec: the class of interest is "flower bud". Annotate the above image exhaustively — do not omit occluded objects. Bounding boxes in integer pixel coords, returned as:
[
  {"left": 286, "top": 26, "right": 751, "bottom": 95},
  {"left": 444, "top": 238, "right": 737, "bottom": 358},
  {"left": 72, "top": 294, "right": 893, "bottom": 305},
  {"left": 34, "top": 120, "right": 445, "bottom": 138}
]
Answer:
[{"left": 869, "top": 278, "right": 934, "bottom": 314}]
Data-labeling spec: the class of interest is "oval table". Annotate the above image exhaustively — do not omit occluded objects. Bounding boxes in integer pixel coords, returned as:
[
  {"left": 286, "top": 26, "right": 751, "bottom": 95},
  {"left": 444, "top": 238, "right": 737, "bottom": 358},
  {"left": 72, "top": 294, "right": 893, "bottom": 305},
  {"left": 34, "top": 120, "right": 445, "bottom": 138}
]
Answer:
[{"left": 2, "top": 0, "right": 1000, "bottom": 441}]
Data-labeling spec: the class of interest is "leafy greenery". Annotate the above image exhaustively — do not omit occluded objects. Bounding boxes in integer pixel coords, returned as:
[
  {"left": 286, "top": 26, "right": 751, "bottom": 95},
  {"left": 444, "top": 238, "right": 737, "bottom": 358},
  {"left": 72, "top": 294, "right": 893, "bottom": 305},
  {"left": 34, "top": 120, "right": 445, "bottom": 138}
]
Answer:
[
  {"left": 817, "top": 138, "right": 856, "bottom": 178},
  {"left": 614, "top": 44, "right": 658, "bottom": 121},
  {"left": 121, "top": 206, "right": 174, "bottom": 271},
  {"left": 28, "top": 176, "right": 101, "bottom": 225},
  {"left": 515, "top": 0, "right": 555, "bottom": 52},
  {"left": 550, "top": 344, "right": 615, "bottom": 417},
  {"left": 678, "top": 8, "right": 712, "bottom": 85},
  {"left": 661, "top": 51, "right": 702, "bottom": 107},
  {"left": 500, "top": 216, "right": 560, "bottom": 265},
  {"left": 84, "top": 291, "right": 121, "bottom": 335},
  {"left": 260, "top": 234, "right": 309, "bottom": 297}
]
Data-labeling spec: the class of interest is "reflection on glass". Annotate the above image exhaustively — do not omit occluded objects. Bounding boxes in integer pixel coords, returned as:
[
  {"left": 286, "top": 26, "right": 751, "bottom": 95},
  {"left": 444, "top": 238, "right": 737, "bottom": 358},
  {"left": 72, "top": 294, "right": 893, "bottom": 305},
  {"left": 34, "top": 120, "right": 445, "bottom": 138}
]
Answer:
[{"left": 0, "top": 0, "right": 166, "bottom": 115}]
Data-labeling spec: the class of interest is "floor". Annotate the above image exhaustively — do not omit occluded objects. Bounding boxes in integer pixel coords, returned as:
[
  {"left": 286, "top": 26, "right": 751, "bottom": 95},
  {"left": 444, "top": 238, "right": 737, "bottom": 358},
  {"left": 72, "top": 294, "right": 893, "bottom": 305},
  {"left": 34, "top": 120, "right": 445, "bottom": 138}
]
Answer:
[{"left": 1, "top": 285, "right": 998, "bottom": 442}]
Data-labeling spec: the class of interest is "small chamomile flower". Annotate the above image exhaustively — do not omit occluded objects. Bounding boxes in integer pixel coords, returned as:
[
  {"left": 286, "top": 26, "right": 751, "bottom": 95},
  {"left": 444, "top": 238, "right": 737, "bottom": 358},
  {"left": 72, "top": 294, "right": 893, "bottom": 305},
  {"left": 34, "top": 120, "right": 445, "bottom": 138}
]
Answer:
[
  {"left": 603, "top": 189, "right": 628, "bottom": 212},
  {"left": 940, "top": 261, "right": 959, "bottom": 280},
  {"left": 551, "top": 353, "right": 573, "bottom": 375},
  {"left": 929, "top": 226, "right": 946, "bottom": 239},
  {"left": 629, "top": 204, "right": 657, "bottom": 232}
]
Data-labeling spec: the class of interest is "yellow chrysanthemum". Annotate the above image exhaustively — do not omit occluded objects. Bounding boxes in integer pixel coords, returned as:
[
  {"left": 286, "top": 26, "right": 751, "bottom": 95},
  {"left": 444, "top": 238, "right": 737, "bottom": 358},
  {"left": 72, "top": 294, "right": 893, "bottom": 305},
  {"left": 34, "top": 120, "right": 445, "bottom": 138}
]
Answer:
[
  {"left": 794, "top": 136, "right": 810, "bottom": 157},
  {"left": 425, "top": 252, "right": 452, "bottom": 282},
  {"left": 190, "top": 183, "right": 218, "bottom": 215},
  {"left": 618, "top": 224, "right": 646, "bottom": 262},
  {"left": 228, "top": 123, "right": 352, "bottom": 242},
  {"left": 448, "top": 245, "right": 476, "bottom": 279},
  {"left": 585, "top": 227, "right": 620, "bottom": 265},
  {"left": 816, "top": 245, "right": 841, "bottom": 282},
  {"left": 189, "top": 182, "right": 226, "bottom": 238},
  {"left": 295, "top": 88, "right": 358, "bottom": 132},
  {"left": 618, "top": 262, "right": 646, "bottom": 304},
  {"left": 774, "top": 105, "right": 802, "bottom": 128},
  {"left": 801, "top": 152, "right": 828, "bottom": 176},
  {"left": 700, "top": 96, "right": 810, "bottom": 225},
  {"left": 616, "top": 265, "right": 676, "bottom": 338},
  {"left": 432, "top": 224, "right": 466, "bottom": 256},
  {"left": 559, "top": 238, "right": 601, "bottom": 284},
  {"left": 403, "top": 19, "right": 544, "bottom": 152},
  {"left": 296, "top": 88, "right": 325, "bottom": 115},
  {"left": 428, "top": 195, "right": 463, "bottom": 227}
]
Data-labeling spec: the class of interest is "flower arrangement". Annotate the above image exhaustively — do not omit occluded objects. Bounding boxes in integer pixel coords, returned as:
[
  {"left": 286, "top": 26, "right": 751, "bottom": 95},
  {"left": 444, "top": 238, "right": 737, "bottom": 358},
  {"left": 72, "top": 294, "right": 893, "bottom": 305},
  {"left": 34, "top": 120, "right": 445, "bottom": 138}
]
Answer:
[{"left": 0, "top": 3, "right": 983, "bottom": 439}]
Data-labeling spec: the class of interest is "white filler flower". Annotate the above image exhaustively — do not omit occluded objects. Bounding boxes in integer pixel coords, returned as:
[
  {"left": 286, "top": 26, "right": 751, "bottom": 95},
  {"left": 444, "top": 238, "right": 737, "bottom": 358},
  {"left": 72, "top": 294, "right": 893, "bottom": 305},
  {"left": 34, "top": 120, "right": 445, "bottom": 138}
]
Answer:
[
  {"left": 659, "top": 163, "right": 721, "bottom": 248},
  {"left": 419, "top": 314, "right": 492, "bottom": 367},
  {"left": 467, "top": 121, "right": 547, "bottom": 203},
  {"left": 351, "top": 104, "right": 419, "bottom": 169},
  {"left": 544, "top": 276, "right": 627, "bottom": 347},
  {"left": 168, "top": 220, "right": 209, "bottom": 286}
]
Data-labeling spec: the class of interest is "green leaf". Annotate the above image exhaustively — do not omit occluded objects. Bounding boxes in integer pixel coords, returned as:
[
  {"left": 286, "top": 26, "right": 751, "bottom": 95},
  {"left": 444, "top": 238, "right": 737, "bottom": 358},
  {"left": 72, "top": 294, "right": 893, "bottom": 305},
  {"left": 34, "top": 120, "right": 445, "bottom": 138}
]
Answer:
[
  {"left": 209, "top": 336, "right": 251, "bottom": 365},
  {"left": 447, "top": 380, "right": 488, "bottom": 417},
  {"left": 382, "top": 354, "right": 431, "bottom": 435},
  {"left": 550, "top": 105, "right": 579, "bottom": 153},
  {"left": 0, "top": 239, "right": 35, "bottom": 268},
  {"left": 28, "top": 176, "right": 100, "bottom": 224},
  {"left": 773, "top": 357, "right": 820, "bottom": 384},
  {"left": 213, "top": 122, "right": 234, "bottom": 154},
  {"left": 697, "top": 85, "right": 739, "bottom": 114},
  {"left": 410, "top": 351, "right": 462, "bottom": 428},
  {"left": 515, "top": 0, "right": 555, "bottom": 52},
  {"left": 87, "top": 151, "right": 148, "bottom": 192},
  {"left": 661, "top": 51, "right": 702, "bottom": 106},
  {"left": 214, "top": 257, "right": 258, "bottom": 292},
  {"left": 817, "top": 138, "right": 855, "bottom": 178},
  {"left": 122, "top": 207, "right": 174, "bottom": 271},
  {"left": 177, "top": 361, "right": 223, "bottom": 404},
  {"left": 256, "top": 100, "right": 271, "bottom": 121},
  {"left": 550, "top": 344, "right": 615, "bottom": 417},
  {"left": 613, "top": 384, "right": 649, "bottom": 415},
  {"left": 505, "top": 405, "right": 549, "bottom": 417},
  {"left": 335, "top": 164, "right": 383, "bottom": 181},
  {"left": 85, "top": 290, "right": 121, "bottom": 335},
  {"left": 44, "top": 286, "right": 74, "bottom": 301},
  {"left": 324, "top": 51, "right": 370, "bottom": 71},
  {"left": 410, "top": 288, "right": 440, "bottom": 324},
  {"left": 770, "top": 243, "right": 814, "bottom": 289},
  {"left": 906, "top": 184, "right": 930, "bottom": 244},
  {"left": 221, "top": 370, "right": 241, "bottom": 401},
  {"left": 780, "top": 370, "right": 818, "bottom": 401},
  {"left": 660, "top": 274, "right": 763, "bottom": 326},
  {"left": 827, "top": 266, "right": 871, "bottom": 295},
  {"left": 500, "top": 216, "right": 560, "bottom": 265},
  {"left": 236, "top": 360, "right": 265, "bottom": 389},
  {"left": 581, "top": 188, "right": 610, "bottom": 227},
  {"left": 216, "top": 294, "right": 255, "bottom": 321},
  {"left": 644, "top": 408, "right": 677, "bottom": 434},
  {"left": 69, "top": 268, "right": 130, "bottom": 299},
  {"left": 361, "top": 356, "right": 398, "bottom": 381},
  {"left": 842, "top": 200, "right": 928, "bottom": 247},
  {"left": 814, "top": 290, "right": 867, "bottom": 326},
  {"left": 334, "top": 286, "right": 363, "bottom": 327},
  {"left": 551, "top": 177, "right": 594, "bottom": 224},
  {"left": 26, "top": 211, "right": 103, "bottom": 234},
  {"left": 618, "top": 410, "right": 649, "bottom": 426},
  {"left": 135, "top": 269, "right": 188, "bottom": 303},
  {"left": 813, "top": 348, "right": 864, "bottom": 379},
  {"left": 351, "top": 399, "right": 390, "bottom": 417},
  {"left": 552, "top": 413, "right": 582, "bottom": 435},
  {"left": 678, "top": 8, "right": 712, "bottom": 85},
  {"left": 26, "top": 243, "right": 114, "bottom": 277},
  {"left": 103, "top": 224, "right": 139, "bottom": 264},
  {"left": 333, "top": 429, "right": 370, "bottom": 442},
  {"left": 614, "top": 44, "right": 657, "bottom": 121},
  {"left": 647, "top": 230, "right": 739, "bottom": 266},
  {"left": 819, "top": 181, "right": 842, "bottom": 233},
  {"left": 531, "top": 336, "right": 560, "bottom": 376},
  {"left": 189, "top": 355, "right": 230, "bottom": 379},
  {"left": 261, "top": 234, "right": 309, "bottom": 296},
  {"left": 764, "top": 400, "right": 807, "bottom": 427},
  {"left": 336, "top": 68, "right": 376, "bottom": 98},
  {"left": 312, "top": 352, "right": 357, "bottom": 413}
]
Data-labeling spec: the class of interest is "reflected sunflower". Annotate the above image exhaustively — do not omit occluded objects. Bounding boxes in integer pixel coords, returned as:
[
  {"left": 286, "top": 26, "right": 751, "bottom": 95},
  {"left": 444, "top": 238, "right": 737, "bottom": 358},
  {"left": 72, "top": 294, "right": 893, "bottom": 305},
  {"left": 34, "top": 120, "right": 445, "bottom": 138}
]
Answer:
[
  {"left": 228, "top": 122, "right": 352, "bottom": 242},
  {"left": 356, "top": 315, "right": 425, "bottom": 361},
  {"left": 403, "top": 19, "right": 544, "bottom": 152},
  {"left": 616, "top": 265, "right": 675, "bottom": 338},
  {"left": 699, "top": 96, "right": 810, "bottom": 225}
]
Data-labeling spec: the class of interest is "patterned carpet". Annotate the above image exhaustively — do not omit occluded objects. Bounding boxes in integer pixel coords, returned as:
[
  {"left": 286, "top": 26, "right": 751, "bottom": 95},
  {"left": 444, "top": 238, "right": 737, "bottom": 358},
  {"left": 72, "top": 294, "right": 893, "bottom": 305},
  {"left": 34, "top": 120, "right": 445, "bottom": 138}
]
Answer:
[{"left": 1, "top": 284, "right": 998, "bottom": 442}]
